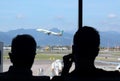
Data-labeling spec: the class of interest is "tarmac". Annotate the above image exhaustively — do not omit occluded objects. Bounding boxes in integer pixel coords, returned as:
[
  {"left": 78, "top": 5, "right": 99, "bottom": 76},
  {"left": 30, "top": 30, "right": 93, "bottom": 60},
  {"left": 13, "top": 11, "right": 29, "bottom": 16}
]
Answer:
[
  {"left": 3, "top": 59, "right": 119, "bottom": 77},
  {"left": 3, "top": 60, "right": 54, "bottom": 76}
]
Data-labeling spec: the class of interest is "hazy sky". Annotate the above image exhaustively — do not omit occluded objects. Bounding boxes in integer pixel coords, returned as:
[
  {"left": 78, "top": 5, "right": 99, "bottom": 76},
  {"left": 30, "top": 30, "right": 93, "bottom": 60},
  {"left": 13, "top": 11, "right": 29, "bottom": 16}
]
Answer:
[
  {"left": 1, "top": 0, "right": 120, "bottom": 32},
  {"left": 83, "top": 0, "right": 120, "bottom": 32},
  {"left": 0, "top": 0, "right": 78, "bottom": 32}
]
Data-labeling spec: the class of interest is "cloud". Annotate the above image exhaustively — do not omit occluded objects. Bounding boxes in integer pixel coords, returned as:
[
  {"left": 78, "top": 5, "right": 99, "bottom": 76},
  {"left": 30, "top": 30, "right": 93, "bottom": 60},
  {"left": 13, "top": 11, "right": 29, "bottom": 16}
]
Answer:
[
  {"left": 53, "top": 15, "right": 65, "bottom": 24},
  {"left": 55, "top": 15, "right": 65, "bottom": 20},
  {"left": 16, "top": 14, "right": 25, "bottom": 19},
  {"left": 108, "top": 14, "right": 117, "bottom": 18}
]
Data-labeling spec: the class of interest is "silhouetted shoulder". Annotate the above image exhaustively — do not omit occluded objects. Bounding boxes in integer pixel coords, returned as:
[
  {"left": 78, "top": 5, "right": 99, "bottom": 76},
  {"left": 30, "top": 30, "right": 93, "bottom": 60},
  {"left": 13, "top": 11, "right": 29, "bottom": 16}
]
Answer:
[
  {"left": 52, "top": 69, "right": 120, "bottom": 81},
  {"left": 67, "top": 68, "right": 120, "bottom": 77},
  {"left": 0, "top": 70, "right": 50, "bottom": 81},
  {"left": 52, "top": 68, "right": 120, "bottom": 81},
  {"left": 0, "top": 73, "right": 50, "bottom": 81}
]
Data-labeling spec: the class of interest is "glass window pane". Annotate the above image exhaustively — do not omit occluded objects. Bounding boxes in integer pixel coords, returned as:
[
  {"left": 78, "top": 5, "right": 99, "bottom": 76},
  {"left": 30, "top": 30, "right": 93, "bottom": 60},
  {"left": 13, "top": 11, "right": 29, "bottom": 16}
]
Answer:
[
  {"left": 0, "top": 0, "right": 78, "bottom": 77},
  {"left": 83, "top": 0, "right": 120, "bottom": 71}
]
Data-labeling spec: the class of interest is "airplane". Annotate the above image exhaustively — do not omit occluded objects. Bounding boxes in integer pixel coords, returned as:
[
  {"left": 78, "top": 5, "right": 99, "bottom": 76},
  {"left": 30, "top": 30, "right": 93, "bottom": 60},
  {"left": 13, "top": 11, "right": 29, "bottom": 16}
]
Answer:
[{"left": 36, "top": 28, "right": 63, "bottom": 36}]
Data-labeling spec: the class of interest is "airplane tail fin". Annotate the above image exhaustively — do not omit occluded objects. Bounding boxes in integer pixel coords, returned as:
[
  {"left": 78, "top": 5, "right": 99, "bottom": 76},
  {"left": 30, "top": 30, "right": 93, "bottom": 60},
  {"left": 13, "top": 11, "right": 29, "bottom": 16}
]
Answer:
[{"left": 60, "top": 30, "right": 64, "bottom": 36}]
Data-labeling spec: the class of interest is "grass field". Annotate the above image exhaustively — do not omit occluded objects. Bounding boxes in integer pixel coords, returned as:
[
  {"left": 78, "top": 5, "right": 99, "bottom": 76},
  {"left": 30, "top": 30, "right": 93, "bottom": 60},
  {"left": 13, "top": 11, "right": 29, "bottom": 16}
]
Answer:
[
  {"left": 3, "top": 49, "right": 65, "bottom": 60},
  {"left": 35, "top": 54, "right": 64, "bottom": 60},
  {"left": 3, "top": 49, "right": 120, "bottom": 62}
]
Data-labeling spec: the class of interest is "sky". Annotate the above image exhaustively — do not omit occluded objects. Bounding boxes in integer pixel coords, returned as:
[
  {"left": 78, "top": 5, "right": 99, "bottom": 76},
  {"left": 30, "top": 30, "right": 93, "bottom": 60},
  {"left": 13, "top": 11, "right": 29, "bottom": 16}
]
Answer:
[
  {"left": 83, "top": 0, "right": 120, "bottom": 33},
  {"left": 0, "top": 0, "right": 78, "bottom": 32},
  {"left": 1, "top": 0, "right": 120, "bottom": 33}
]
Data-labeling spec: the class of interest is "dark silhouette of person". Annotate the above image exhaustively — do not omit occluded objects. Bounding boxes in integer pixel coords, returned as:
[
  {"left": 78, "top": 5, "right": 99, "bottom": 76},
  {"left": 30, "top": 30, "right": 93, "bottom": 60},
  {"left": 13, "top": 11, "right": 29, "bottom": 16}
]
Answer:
[
  {"left": 0, "top": 34, "right": 50, "bottom": 81},
  {"left": 52, "top": 26, "right": 120, "bottom": 81}
]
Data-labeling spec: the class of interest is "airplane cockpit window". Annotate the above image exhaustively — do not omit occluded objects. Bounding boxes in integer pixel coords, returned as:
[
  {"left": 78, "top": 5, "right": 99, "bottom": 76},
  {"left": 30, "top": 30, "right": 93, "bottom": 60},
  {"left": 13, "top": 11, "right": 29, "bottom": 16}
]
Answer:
[
  {"left": 83, "top": 0, "right": 120, "bottom": 71},
  {"left": 0, "top": 0, "right": 78, "bottom": 77}
]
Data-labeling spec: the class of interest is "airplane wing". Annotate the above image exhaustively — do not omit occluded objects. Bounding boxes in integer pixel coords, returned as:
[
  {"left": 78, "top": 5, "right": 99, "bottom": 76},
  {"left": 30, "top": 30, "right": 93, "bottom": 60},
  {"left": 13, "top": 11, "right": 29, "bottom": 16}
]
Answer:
[
  {"left": 36, "top": 29, "right": 52, "bottom": 35},
  {"left": 50, "top": 30, "right": 63, "bottom": 36}
]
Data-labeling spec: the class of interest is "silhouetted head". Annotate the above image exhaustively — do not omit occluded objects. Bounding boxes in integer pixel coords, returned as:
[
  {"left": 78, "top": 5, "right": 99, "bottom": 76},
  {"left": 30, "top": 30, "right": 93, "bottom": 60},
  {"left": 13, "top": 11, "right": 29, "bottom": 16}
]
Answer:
[
  {"left": 9, "top": 34, "right": 37, "bottom": 69},
  {"left": 73, "top": 26, "right": 100, "bottom": 64}
]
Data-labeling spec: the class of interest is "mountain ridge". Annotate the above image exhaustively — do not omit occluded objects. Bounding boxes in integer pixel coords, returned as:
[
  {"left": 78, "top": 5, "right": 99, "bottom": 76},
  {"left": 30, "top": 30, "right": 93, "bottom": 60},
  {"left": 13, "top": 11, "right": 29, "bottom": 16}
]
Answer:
[{"left": 0, "top": 28, "right": 120, "bottom": 47}]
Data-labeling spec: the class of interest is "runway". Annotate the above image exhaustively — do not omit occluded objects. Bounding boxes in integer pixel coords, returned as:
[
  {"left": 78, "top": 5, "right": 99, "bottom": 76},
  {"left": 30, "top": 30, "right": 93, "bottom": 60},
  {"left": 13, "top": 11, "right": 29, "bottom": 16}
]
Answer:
[
  {"left": 3, "top": 60, "right": 54, "bottom": 76},
  {"left": 3, "top": 59, "right": 119, "bottom": 77}
]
